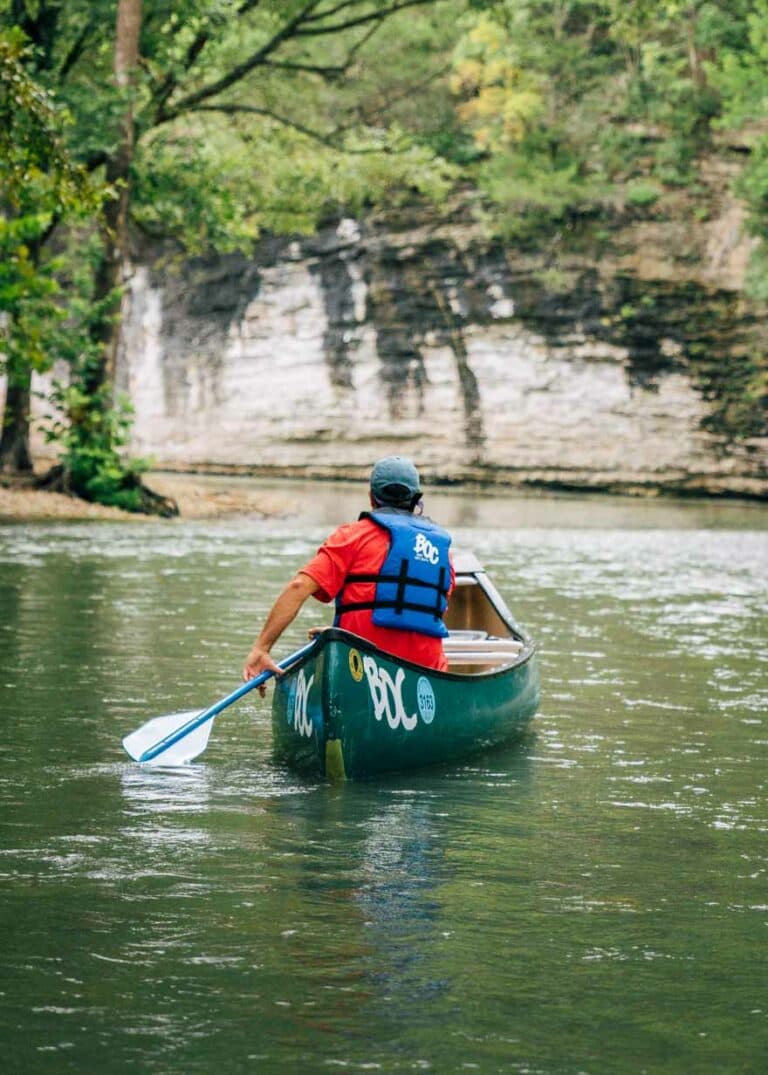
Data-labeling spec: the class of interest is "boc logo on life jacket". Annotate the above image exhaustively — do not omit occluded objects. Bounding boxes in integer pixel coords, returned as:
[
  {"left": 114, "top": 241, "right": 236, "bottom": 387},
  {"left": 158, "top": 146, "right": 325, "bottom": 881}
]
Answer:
[{"left": 413, "top": 532, "right": 440, "bottom": 565}]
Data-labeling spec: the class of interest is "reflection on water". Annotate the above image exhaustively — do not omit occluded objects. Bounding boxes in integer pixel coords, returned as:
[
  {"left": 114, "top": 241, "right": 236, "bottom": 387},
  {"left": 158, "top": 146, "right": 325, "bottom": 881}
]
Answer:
[{"left": 0, "top": 486, "right": 767, "bottom": 1073}]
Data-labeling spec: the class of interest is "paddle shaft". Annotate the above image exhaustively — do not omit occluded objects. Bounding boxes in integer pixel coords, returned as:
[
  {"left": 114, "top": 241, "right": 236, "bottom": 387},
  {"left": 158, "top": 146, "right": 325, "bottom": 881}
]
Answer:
[{"left": 137, "top": 640, "right": 317, "bottom": 763}]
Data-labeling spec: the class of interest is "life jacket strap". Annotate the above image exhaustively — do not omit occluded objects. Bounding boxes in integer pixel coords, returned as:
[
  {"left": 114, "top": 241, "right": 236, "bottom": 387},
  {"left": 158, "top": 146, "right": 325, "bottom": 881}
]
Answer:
[
  {"left": 335, "top": 599, "right": 444, "bottom": 619},
  {"left": 337, "top": 559, "right": 450, "bottom": 621},
  {"left": 434, "top": 565, "right": 446, "bottom": 620},
  {"left": 341, "top": 571, "right": 450, "bottom": 594}
]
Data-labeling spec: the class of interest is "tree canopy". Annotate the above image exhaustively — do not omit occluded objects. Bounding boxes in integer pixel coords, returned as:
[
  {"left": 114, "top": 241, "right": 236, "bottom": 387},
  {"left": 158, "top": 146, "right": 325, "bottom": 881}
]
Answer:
[{"left": 1, "top": 0, "right": 766, "bottom": 499}]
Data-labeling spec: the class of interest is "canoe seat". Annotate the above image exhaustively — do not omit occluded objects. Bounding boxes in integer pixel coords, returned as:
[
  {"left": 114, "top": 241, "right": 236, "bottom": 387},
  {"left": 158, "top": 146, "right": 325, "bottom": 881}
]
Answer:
[
  {"left": 446, "top": 629, "right": 489, "bottom": 642},
  {"left": 444, "top": 637, "right": 522, "bottom": 654},
  {"left": 445, "top": 636, "right": 524, "bottom": 672}
]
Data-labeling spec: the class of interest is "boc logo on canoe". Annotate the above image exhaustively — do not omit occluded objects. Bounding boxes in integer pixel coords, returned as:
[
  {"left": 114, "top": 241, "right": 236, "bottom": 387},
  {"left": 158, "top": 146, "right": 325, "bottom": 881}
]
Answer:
[
  {"left": 362, "top": 656, "right": 437, "bottom": 731},
  {"left": 363, "top": 656, "right": 417, "bottom": 731}
]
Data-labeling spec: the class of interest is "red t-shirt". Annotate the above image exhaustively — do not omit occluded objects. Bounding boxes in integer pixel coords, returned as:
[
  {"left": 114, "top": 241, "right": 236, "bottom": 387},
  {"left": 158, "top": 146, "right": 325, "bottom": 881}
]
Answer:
[{"left": 299, "top": 517, "right": 454, "bottom": 672}]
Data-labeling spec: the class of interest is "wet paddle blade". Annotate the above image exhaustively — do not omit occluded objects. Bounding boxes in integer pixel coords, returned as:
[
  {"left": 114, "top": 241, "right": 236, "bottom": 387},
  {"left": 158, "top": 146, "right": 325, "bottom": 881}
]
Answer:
[
  {"left": 122, "top": 710, "right": 214, "bottom": 767},
  {"left": 121, "top": 640, "right": 318, "bottom": 767}
]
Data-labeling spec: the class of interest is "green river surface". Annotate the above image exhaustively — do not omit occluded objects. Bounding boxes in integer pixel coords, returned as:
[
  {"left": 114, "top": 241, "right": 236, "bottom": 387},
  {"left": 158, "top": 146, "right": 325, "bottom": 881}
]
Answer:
[{"left": 1, "top": 481, "right": 767, "bottom": 1075}]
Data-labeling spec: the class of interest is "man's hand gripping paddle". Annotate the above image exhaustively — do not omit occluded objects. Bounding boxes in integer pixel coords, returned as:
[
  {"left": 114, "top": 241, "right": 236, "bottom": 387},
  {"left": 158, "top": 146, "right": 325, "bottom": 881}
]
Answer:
[{"left": 122, "top": 641, "right": 317, "bottom": 766}]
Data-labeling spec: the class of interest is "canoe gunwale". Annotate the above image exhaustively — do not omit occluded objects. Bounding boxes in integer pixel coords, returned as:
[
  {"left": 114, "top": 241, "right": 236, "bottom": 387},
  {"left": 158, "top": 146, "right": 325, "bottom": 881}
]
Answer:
[
  {"left": 283, "top": 626, "right": 536, "bottom": 684},
  {"left": 471, "top": 569, "right": 532, "bottom": 646}
]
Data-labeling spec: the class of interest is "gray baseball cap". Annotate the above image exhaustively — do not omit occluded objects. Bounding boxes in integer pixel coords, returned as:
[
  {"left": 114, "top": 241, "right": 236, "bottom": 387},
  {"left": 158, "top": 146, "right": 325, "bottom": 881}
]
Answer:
[{"left": 369, "top": 456, "right": 421, "bottom": 504}]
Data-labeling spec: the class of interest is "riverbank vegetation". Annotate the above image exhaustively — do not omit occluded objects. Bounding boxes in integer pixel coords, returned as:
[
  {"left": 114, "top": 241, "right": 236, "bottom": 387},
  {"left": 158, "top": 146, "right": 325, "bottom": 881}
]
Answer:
[{"left": 1, "top": 1, "right": 766, "bottom": 511}]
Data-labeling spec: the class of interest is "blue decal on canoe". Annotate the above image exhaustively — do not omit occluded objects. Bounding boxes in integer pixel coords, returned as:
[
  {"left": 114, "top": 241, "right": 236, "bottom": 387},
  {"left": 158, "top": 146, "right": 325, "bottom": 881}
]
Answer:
[{"left": 416, "top": 676, "right": 436, "bottom": 724}]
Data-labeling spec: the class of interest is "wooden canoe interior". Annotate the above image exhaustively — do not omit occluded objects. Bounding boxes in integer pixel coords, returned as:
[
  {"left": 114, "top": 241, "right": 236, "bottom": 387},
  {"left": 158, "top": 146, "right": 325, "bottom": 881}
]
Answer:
[{"left": 443, "top": 574, "right": 523, "bottom": 674}]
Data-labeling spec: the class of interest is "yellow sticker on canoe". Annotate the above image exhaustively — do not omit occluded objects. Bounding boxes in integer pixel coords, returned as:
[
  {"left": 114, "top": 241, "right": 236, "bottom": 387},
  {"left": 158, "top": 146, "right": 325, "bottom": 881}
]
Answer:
[{"left": 349, "top": 648, "right": 364, "bottom": 682}]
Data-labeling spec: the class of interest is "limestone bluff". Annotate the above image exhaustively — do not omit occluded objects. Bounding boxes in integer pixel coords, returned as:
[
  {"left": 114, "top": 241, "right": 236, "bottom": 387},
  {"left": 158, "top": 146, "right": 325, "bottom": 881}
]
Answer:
[{"left": 115, "top": 210, "right": 767, "bottom": 500}]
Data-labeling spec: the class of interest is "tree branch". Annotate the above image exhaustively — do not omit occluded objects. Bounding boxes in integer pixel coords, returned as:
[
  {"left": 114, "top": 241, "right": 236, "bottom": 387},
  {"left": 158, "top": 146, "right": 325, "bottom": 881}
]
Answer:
[
  {"left": 157, "top": 1, "right": 323, "bottom": 123},
  {"left": 154, "top": 0, "right": 437, "bottom": 126},
  {"left": 301, "top": 1, "right": 373, "bottom": 23},
  {"left": 150, "top": 26, "right": 211, "bottom": 118},
  {"left": 357, "top": 60, "right": 452, "bottom": 124},
  {"left": 261, "top": 59, "right": 347, "bottom": 78},
  {"left": 301, "top": 0, "right": 380, "bottom": 21},
  {"left": 58, "top": 20, "right": 97, "bottom": 82},
  {"left": 295, "top": 0, "right": 436, "bottom": 36},
  {"left": 148, "top": 2, "right": 263, "bottom": 120},
  {"left": 186, "top": 103, "right": 389, "bottom": 154},
  {"left": 264, "top": 16, "right": 384, "bottom": 80},
  {"left": 342, "top": 17, "right": 384, "bottom": 65}
]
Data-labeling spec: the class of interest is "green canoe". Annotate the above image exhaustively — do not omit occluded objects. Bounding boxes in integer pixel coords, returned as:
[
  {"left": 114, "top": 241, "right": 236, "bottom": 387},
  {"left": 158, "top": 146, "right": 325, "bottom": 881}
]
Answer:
[{"left": 271, "top": 551, "right": 540, "bottom": 780}]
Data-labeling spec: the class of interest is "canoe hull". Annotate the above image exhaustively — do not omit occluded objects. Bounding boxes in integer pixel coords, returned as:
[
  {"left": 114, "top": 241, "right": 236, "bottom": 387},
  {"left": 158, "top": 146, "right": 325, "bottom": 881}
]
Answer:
[{"left": 272, "top": 629, "right": 539, "bottom": 780}]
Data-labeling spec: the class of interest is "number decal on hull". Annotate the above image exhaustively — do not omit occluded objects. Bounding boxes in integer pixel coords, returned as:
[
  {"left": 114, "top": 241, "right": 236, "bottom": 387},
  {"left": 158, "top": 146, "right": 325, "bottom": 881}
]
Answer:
[{"left": 416, "top": 676, "right": 436, "bottom": 724}]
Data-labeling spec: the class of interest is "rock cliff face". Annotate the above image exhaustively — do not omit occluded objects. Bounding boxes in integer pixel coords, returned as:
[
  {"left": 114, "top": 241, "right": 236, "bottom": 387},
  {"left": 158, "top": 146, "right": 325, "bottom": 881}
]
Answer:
[{"left": 117, "top": 210, "right": 767, "bottom": 498}]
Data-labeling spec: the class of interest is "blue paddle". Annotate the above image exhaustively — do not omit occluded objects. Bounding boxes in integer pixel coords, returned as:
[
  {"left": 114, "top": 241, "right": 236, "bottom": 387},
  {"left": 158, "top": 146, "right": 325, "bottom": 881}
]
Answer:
[{"left": 122, "top": 640, "right": 317, "bottom": 766}]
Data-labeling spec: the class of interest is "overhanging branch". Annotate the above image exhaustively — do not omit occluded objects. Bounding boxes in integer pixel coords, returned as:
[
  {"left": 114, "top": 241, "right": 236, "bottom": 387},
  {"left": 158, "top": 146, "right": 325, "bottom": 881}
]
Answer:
[
  {"left": 186, "top": 103, "right": 391, "bottom": 154},
  {"left": 157, "top": 1, "right": 322, "bottom": 124},
  {"left": 261, "top": 59, "right": 347, "bottom": 78},
  {"left": 295, "top": 0, "right": 437, "bottom": 36},
  {"left": 58, "top": 20, "right": 97, "bottom": 81},
  {"left": 357, "top": 60, "right": 452, "bottom": 124},
  {"left": 301, "top": 0, "right": 373, "bottom": 22},
  {"left": 153, "top": 0, "right": 438, "bottom": 126}
]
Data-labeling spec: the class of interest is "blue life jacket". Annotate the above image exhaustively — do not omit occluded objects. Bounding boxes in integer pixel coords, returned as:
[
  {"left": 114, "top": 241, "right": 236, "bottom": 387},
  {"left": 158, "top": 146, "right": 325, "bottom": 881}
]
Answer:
[{"left": 335, "top": 509, "right": 452, "bottom": 639}]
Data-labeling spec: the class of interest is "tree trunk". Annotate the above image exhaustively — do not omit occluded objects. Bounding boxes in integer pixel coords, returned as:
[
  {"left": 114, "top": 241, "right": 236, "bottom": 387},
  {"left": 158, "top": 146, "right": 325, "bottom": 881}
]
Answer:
[
  {"left": 86, "top": 0, "right": 142, "bottom": 396},
  {"left": 0, "top": 4, "right": 63, "bottom": 476},
  {"left": 71, "top": 0, "right": 178, "bottom": 516},
  {"left": 0, "top": 233, "right": 43, "bottom": 476},
  {"left": 686, "top": 5, "right": 708, "bottom": 91},
  {"left": 0, "top": 355, "right": 33, "bottom": 475}
]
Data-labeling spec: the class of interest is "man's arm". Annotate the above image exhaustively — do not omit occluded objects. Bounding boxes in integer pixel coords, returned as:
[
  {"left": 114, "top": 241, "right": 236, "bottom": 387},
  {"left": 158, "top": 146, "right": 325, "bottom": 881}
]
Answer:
[{"left": 242, "top": 572, "right": 319, "bottom": 684}]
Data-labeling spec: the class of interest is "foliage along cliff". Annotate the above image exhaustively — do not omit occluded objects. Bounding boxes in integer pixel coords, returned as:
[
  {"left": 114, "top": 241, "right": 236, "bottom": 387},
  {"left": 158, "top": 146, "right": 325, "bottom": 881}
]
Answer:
[
  {"left": 6, "top": 2, "right": 768, "bottom": 502},
  {"left": 117, "top": 181, "right": 767, "bottom": 499}
]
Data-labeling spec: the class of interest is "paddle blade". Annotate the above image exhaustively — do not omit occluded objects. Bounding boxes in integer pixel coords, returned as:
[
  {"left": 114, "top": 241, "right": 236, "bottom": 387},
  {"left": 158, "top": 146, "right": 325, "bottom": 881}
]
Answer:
[{"left": 122, "top": 710, "right": 214, "bottom": 767}]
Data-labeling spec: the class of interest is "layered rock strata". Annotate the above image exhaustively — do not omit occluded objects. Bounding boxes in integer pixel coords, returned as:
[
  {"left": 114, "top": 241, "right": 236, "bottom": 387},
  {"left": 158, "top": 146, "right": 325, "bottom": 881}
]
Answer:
[{"left": 109, "top": 213, "right": 766, "bottom": 499}]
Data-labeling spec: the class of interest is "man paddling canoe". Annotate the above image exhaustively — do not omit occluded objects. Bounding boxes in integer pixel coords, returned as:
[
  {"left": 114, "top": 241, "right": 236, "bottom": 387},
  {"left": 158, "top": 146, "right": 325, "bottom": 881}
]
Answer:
[{"left": 242, "top": 457, "right": 455, "bottom": 687}]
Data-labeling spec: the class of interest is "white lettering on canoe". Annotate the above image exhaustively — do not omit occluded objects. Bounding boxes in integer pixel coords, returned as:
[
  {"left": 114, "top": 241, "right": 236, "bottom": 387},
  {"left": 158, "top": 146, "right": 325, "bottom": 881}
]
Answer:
[
  {"left": 292, "top": 669, "right": 314, "bottom": 738},
  {"left": 362, "top": 656, "right": 417, "bottom": 731}
]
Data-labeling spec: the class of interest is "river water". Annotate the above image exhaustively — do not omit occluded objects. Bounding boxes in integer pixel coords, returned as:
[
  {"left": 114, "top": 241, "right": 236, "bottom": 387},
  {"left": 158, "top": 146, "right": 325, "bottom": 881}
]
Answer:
[{"left": 1, "top": 483, "right": 766, "bottom": 1074}]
